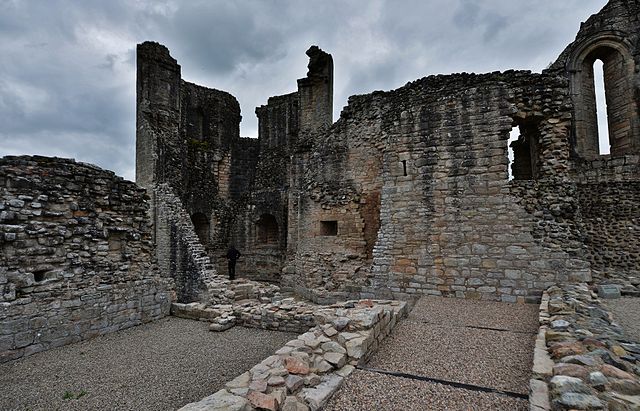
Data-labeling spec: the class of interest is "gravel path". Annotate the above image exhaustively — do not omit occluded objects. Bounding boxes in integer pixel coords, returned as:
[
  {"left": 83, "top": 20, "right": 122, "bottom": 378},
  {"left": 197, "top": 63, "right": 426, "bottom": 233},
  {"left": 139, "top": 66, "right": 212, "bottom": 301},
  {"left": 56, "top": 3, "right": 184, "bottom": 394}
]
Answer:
[
  {"left": 325, "top": 369, "right": 528, "bottom": 411},
  {"left": 367, "top": 322, "right": 534, "bottom": 393},
  {"left": 407, "top": 296, "right": 539, "bottom": 332},
  {"left": 0, "top": 317, "right": 297, "bottom": 411},
  {"left": 607, "top": 297, "right": 640, "bottom": 342},
  {"left": 328, "top": 296, "right": 538, "bottom": 410}
]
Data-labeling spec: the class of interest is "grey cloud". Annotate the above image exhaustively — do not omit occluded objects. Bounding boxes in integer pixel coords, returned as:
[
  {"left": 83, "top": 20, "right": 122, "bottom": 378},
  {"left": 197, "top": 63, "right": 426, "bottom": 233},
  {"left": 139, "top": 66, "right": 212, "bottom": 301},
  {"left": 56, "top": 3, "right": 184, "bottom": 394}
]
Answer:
[{"left": 0, "top": 0, "right": 608, "bottom": 180}]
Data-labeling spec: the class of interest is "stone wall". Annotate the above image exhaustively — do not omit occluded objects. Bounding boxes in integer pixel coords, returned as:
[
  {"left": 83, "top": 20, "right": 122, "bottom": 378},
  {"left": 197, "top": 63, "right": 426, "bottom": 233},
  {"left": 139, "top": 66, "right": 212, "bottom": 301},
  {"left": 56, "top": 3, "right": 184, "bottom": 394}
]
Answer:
[
  {"left": 176, "top": 297, "right": 408, "bottom": 411},
  {"left": 136, "top": 41, "right": 245, "bottom": 291},
  {"left": 153, "top": 183, "right": 218, "bottom": 303},
  {"left": 284, "top": 71, "right": 594, "bottom": 304},
  {"left": 0, "top": 156, "right": 173, "bottom": 363},
  {"left": 136, "top": 1, "right": 640, "bottom": 303},
  {"left": 549, "top": 0, "right": 640, "bottom": 160}
]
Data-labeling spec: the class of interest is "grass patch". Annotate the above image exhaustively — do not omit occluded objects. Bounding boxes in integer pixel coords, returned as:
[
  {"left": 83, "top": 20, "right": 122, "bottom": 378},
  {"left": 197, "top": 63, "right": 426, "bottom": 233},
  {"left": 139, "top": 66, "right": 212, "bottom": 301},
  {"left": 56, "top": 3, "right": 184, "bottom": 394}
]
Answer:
[{"left": 62, "top": 390, "right": 88, "bottom": 400}]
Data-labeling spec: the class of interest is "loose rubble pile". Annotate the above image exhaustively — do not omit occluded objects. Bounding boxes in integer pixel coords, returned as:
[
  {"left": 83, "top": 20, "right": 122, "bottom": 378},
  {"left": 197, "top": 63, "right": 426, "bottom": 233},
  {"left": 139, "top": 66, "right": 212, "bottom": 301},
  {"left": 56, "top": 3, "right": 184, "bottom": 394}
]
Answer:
[
  {"left": 175, "top": 297, "right": 407, "bottom": 411},
  {"left": 530, "top": 284, "right": 640, "bottom": 410}
]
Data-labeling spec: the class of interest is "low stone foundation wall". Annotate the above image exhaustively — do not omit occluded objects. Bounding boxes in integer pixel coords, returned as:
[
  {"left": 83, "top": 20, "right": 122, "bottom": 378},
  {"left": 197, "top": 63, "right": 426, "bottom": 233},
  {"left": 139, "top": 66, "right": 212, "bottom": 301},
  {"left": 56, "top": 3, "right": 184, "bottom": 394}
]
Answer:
[
  {"left": 529, "top": 284, "right": 640, "bottom": 410},
  {"left": 175, "top": 299, "right": 407, "bottom": 410}
]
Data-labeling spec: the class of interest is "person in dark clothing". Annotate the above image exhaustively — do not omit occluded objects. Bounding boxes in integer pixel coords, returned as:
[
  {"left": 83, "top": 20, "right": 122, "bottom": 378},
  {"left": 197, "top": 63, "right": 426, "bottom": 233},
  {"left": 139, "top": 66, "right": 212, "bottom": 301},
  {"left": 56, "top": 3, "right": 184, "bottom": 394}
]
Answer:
[{"left": 225, "top": 245, "right": 241, "bottom": 280}]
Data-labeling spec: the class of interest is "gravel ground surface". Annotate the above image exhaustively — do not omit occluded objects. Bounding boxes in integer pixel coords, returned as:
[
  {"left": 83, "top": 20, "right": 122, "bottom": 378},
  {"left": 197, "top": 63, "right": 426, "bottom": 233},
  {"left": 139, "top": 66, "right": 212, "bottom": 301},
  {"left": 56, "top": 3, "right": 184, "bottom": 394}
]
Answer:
[
  {"left": 607, "top": 297, "right": 640, "bottom": 342},
  {"left": 0, "top": 317, "right": 297, "bottom": 411},
  {"left": 407, "top": 296, "right": 539, "bottom": 332},
  {"left": 324, "top": 369, "right": 528, "bottom": 411},
  {"left": 329, "top": 296, "right": 538, "bottom": 409},
  {"left": 367, "top": 322, "right": 534, "bottom": 393}
]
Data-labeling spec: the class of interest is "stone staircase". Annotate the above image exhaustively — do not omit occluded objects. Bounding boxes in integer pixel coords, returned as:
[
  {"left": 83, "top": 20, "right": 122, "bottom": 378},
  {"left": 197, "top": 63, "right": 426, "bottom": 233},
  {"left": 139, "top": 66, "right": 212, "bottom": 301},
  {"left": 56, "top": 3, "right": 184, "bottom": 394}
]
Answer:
[{"left": 153, "top": 183, "right": 232, "bottom": 304}]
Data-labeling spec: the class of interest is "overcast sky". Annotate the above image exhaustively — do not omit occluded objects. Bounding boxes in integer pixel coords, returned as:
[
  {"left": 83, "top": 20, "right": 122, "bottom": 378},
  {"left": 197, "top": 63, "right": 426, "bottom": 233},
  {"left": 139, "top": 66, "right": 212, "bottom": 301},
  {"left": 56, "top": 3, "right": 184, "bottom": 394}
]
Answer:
[{"left": 0, "top": 0, "right": 608, "bottom": 181}]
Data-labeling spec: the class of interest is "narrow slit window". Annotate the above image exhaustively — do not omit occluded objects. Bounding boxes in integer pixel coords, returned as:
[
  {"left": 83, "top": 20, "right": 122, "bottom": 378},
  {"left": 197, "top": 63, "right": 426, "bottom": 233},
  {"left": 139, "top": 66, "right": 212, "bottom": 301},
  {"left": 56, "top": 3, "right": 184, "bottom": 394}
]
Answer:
[
  {"left": 594, "top": 59, "right": 610, "bottom": 155},
  {"left": 402, "top": 160, "right": 407, "bottom": 176}
]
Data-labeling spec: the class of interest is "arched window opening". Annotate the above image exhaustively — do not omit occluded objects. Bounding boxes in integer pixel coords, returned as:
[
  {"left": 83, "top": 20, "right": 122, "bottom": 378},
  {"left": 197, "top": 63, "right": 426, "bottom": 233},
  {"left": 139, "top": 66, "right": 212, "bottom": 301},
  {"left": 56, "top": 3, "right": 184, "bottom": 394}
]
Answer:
[
  {"left": 191, "top": 213, "right": 209, "bottom": 245},
  {"left": 508, "top": 123, "right": 540, "bottom": 181},
  {"left": 572, "top": 42, "right": 635, "bottom": 159},
  {"left": 594, "top": 60, "right": 610, "bottom": 155},
  {"left": 256, "top": 214, "right": 278, "bottom": 245}
]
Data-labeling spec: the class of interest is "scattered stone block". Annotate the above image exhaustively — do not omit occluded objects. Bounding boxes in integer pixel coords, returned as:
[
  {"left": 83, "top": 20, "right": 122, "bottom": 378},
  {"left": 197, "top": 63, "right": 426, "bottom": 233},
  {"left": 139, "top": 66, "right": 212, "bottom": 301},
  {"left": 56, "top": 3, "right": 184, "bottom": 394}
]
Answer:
[
  {"left": 247, "top": 390, "right": 279, "bottom": 411},
  {"left": 179, "top": 390, "right": 252, "bottom": 411},
  {"left": 285, "top": 375, "right": 305, "bottom": 393},
  {"left": 597, "top": 285, "right": 621, "bottom": 299},
  {"left": 301, "top": 375, "right": 343, "bottom": 411},
  {"left": 285, "top": 356, "right": 310, "bottom": 375}
]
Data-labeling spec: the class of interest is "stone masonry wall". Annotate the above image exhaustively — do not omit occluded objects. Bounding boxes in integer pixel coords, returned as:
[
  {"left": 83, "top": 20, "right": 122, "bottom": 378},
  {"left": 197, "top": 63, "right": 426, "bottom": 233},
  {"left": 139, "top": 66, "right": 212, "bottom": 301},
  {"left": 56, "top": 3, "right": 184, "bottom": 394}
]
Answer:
[
  {"left": 0, "top": 156, "right": 173, "bottom": 363},
  {"left": 137, "top": 41, "right": 249, "bottom": 291},
  {"left": 549, "top": 0, "right": 640, "bottom": 160},
  {"left": 153, "top": 183, "right": 218, "bottom": 303},
  {"left": 530, "top": 284, "right": 640, "bottom": 410},
  {"left": 285, "top": 71, "right": 593, "bottom": 304},
  {"left": 137, "top": 1, "right": 639, "bottom": 302}
]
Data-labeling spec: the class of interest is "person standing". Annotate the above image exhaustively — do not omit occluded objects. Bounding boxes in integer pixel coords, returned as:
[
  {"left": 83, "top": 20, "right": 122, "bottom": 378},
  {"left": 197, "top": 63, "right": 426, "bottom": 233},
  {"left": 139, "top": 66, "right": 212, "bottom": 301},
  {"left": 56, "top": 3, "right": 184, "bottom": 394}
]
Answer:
[{"left": 225, "top": 245, "right": 241, "bottom": 280}]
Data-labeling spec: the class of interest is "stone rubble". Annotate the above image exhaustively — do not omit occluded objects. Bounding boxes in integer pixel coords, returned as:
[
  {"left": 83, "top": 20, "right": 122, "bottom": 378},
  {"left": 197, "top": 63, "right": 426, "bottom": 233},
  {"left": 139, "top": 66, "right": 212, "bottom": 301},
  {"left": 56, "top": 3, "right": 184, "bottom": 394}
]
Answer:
[{"left": 530, "top": 284, "right": 640, "bottom": 410}]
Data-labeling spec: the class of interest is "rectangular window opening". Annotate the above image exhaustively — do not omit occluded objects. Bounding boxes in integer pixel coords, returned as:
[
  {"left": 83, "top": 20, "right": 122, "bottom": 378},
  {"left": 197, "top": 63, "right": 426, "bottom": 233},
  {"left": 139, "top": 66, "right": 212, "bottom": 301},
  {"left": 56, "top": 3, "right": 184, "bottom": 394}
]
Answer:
[
  {"left": 402, "top": 160, "right": 408, "bottom": 176},
  {"left": 33, "top": 270, "right": 46, "bottom": 282},
  {"left": 508, "top": 123, "right": 540, "bottom": 181},
  {"left": 320, "top": 220, "right": 338, "bottom": 236}
]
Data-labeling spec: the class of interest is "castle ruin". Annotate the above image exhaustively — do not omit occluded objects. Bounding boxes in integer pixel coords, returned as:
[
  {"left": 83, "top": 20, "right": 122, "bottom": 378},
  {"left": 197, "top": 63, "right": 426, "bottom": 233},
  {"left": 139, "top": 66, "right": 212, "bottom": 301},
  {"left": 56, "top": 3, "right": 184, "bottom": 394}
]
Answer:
[
  {"left": 1, "top": 0, "right": 639, "bottom": 381},
  {"left": 137, "top": 0, "right": 639, "bottom": 307}
]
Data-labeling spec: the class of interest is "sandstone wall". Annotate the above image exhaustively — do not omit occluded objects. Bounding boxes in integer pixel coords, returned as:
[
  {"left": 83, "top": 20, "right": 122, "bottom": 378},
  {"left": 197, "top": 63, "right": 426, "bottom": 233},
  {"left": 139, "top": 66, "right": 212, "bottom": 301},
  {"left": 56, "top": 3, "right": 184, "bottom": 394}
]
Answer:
[
  {"left": 549, "top": 0, "right": 640, "bottom": 159},
  {"left": 136, "top": 1, "right": 640, "bottom": 303},
  {"left": 136, "top": 42, "right": 246, "bottom": 291},
  {"left": 0, "top": 156, "right": 173, "bottom": 363},
  {"left": 285, "top": 71, "right": 595, "bottom": 304}
]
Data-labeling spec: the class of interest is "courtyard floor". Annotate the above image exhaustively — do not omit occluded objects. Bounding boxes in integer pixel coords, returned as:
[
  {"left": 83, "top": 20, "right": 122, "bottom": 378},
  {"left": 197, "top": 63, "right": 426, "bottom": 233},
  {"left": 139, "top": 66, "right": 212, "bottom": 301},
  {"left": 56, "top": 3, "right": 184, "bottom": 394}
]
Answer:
[
  {"left": 326, "top": 296, "right": 539, "bottom": 410},
  {"left": 607, "top": 297, "right": 640, "bottom": 343},
  {"left": 0, "top": 317, "right": 297, "bottom": 411}
]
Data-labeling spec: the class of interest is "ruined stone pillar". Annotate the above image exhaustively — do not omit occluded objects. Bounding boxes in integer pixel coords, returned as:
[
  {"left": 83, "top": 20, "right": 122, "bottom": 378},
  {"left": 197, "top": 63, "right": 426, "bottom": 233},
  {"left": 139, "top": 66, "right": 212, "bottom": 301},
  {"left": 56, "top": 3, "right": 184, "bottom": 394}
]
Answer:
[
  {"left": 135, "top": 42, "right": 181, "bottom": 188},
  {"left": 297, "top": 46, "right": 333, "bottom": 134}
]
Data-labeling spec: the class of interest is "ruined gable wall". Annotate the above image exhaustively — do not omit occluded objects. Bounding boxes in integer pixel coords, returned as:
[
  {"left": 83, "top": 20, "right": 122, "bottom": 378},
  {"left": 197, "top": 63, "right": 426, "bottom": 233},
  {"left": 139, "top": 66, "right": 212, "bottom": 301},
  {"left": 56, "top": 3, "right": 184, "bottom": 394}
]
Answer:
[
  {"left": 547, "top": 0, "right": 640, "bottom": 285},
  {"left": 178, "top": 80, "right": 240, "bottom": 214},
  {"left": 0, "top": 156, "right": 173, "bottom": 363},
  {"left": 283, "top": 92, "right": 384, "bottom": 301},
  {"left": 286, "top": 71, "right": 594, "bottom": 303}
]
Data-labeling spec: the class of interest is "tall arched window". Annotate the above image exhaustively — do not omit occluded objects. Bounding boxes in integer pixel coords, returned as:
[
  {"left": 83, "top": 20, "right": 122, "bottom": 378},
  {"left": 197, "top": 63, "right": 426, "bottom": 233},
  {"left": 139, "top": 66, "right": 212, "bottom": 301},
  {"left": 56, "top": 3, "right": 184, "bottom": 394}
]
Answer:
[
  {"left": 570, "top": 38, "right": 637, "bottom": 159},
  {"left": 256, "top": 214, "right": 278, "bottom": 245},
  {"left": 593, "top": 59, "right": 610, "bottom": 155},
  {"left": 191, "top": 213, "right": 209, "bottom": 245}
]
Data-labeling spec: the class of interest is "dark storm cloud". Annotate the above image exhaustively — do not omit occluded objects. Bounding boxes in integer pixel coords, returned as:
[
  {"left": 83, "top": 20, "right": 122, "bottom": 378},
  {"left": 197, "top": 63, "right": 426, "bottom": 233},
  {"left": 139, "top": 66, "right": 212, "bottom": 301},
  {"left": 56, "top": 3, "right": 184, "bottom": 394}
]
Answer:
[{"left": 0, "top": 0, "right": 608, "bottom": 180}]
